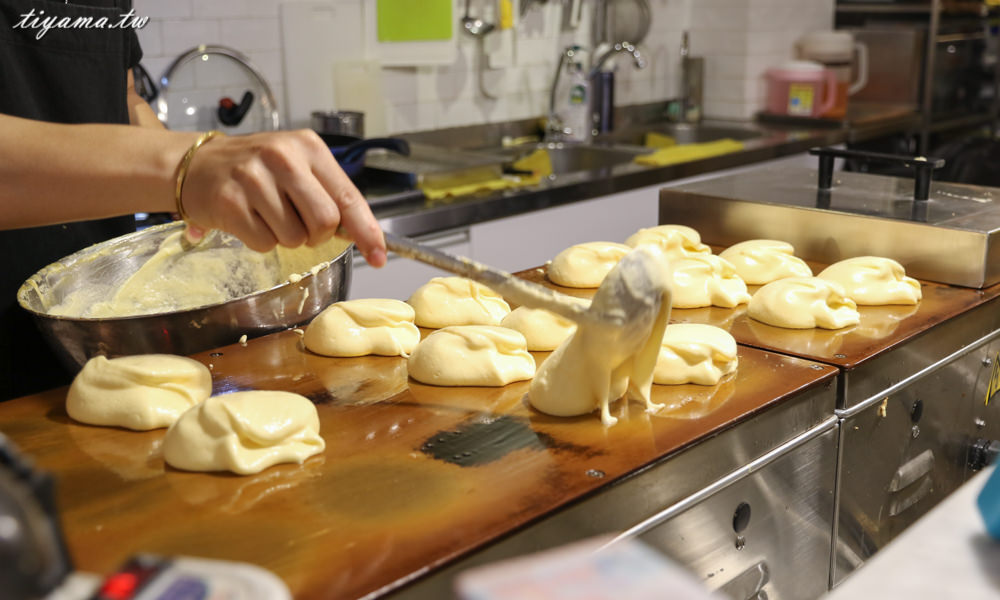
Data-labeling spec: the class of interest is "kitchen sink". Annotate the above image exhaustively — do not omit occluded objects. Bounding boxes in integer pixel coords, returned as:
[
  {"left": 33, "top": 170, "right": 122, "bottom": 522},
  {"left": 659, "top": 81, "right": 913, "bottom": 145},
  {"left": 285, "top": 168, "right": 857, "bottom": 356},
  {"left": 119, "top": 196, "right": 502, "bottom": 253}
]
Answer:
[
  {"left": 497, "top": 142, "right": 650, "bottom": 175},
  {"left": 602, "top": 122, "right": 764, "bottom": 146}
]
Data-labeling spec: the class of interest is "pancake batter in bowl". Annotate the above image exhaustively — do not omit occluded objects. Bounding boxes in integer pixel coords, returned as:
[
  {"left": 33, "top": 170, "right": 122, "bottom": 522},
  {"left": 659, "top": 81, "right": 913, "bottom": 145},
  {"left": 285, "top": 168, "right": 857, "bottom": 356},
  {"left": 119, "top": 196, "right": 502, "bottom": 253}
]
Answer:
[{"left": 47, "top": 229, "right": 351, "bottom": 318}]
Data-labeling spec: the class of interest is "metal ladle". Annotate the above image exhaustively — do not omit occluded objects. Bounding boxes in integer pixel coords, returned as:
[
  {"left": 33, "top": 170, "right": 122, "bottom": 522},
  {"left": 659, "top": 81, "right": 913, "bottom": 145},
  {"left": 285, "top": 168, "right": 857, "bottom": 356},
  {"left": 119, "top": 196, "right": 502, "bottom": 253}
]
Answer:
[
  {"left": 462, "top": 0, "right": 495, "bottom": 36},
  {"left": 383, "top": 231, "right": 661, "bottom": 331}
]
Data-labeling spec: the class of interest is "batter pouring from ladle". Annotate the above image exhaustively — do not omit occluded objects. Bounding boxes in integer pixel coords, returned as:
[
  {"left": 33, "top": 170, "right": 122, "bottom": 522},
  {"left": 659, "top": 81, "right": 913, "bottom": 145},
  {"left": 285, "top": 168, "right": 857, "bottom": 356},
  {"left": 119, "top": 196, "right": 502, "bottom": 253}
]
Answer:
[
  {"left": 384, "top": 232, "right": 673, "bottom": 427},
  {"left": 528, "top": 245, "right": 674, "bottom": 426}
]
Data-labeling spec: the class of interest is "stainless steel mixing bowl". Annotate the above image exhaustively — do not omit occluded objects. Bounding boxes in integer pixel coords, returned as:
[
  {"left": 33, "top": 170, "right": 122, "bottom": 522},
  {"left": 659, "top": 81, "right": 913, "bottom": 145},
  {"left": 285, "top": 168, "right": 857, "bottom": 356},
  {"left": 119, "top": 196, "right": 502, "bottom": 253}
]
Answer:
[{"left": 17, "top": 221, "right": 352, "bottom": 371}]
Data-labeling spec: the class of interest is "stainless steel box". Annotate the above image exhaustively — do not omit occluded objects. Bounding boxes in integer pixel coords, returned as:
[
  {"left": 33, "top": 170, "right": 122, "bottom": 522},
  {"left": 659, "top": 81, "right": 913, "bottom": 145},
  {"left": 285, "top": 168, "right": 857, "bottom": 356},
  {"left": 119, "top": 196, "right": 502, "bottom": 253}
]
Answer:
[{"left": 659, "top": 166, "right": 1000, "bottom": 288}]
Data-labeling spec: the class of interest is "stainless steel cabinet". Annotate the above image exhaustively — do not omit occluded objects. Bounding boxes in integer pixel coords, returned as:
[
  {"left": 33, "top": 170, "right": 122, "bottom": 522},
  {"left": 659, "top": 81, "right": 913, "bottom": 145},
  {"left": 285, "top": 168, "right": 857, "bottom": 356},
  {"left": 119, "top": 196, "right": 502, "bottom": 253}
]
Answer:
[
  {"left": 636, "top": 427, "right": 838, "bottom": 600},
  {"left": 832, "top": 327, "right": 1000, "bottom": 585}
]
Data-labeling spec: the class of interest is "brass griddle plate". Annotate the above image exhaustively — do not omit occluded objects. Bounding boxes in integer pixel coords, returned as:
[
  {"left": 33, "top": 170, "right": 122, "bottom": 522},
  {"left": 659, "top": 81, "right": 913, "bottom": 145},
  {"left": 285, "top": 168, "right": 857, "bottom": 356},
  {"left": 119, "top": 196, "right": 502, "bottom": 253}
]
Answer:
[
  {"left": 0, "top": 330, "right": 835, "bottom": 600},
  {"left": 515, "top": 261, "right": 1000, "bottom": 370}
]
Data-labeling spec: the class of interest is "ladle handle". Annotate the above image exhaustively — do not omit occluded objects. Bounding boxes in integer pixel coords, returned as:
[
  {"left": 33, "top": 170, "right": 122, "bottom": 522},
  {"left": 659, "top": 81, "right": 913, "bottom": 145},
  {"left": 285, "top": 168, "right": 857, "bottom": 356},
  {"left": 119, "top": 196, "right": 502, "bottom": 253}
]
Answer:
[{"left": 383, "top": 231, "right": 592, "bottom": 324}]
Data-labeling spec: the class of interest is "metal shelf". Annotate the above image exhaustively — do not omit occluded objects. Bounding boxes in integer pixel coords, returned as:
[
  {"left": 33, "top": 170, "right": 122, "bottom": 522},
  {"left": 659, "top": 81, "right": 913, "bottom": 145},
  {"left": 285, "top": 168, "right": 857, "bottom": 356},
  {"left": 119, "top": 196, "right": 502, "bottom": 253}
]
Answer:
[
  {"left": 927, "top": 112, "right": 997, "bottom": 132},
  {"left": 837, "top": 3, "right": 934, "bottom": 15},
  {"left": 837, "top": 0, "right": 1000, "bottom": 152},
  {"left": 836, "top": 1, "right": 991, "bottom": 16}
]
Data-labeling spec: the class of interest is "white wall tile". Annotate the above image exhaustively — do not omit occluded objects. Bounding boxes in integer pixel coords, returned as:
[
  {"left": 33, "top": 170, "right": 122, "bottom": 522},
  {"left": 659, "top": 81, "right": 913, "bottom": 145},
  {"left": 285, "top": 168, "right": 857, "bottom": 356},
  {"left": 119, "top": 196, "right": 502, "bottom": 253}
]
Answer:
[
  {"left": 160, "top": 20, "right": 221, "bottom": 56},
  {"left": 140, "top": 0, "right": 843, "bottom": 133},
  {"left": 381, "top": 67, "right": 420, "bottom": 104},
  {"left": 136, "top": 20, "right": 163, "bottom": 57},
  {"left": 142, "top": 56, "right": 174, "bottom": 83},
  {"left": 246, "top": 50, "right": 284, "bottom": 90},
  {"left": 386, "top": 101, "right": 438, "bottom": 133},
  {"left": 245, "top": 0, "right": 282, "bottom": 18},
  {"left": 747, "top": 31, "right": 791, "bottom": 56},
  {"left": 134, "top": 0, "right": 193, "bottom": 20},
  {"left": 690, "top": 0, "right": 749, "bottom": 31},
  {"left": 220, "top": 19, "right": 281, "bottom": 52},
  {"left": 193, "top": 0, "right": 249, "bottom": 19}
]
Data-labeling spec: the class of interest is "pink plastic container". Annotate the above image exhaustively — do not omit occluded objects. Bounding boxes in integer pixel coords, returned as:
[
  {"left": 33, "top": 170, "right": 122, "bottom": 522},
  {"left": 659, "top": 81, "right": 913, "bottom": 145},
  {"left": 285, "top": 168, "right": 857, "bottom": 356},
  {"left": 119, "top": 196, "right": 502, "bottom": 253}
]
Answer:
[{"left": 764, "top": 60, "right": 837, "bottom": 118}]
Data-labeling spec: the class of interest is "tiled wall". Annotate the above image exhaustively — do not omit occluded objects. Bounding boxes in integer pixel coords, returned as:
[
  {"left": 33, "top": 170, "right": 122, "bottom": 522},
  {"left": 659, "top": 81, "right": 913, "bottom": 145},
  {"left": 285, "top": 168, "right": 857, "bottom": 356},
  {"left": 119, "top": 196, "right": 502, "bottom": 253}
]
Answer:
[
  {"left": 134, "top": 0, "right": 831, "bottom": 133},
  {"left": 690, "top": 0, "right": 835, "bottom": 119}
]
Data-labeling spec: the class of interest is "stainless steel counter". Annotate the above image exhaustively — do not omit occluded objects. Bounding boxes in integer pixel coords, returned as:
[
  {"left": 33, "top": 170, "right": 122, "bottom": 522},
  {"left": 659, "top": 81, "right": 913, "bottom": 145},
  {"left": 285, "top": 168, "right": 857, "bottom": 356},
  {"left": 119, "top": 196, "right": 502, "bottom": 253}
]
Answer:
[{"left": 363, "top": 103, "right": 920, "bottom": 240}]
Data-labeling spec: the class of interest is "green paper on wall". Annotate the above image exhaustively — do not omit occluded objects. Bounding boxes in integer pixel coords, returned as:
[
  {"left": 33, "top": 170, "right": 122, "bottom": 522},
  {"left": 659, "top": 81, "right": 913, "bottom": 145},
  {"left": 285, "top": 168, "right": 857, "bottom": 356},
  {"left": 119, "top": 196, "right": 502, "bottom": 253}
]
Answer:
[{"left": 377, "top": 0, "right": 452, "bottom": 42}]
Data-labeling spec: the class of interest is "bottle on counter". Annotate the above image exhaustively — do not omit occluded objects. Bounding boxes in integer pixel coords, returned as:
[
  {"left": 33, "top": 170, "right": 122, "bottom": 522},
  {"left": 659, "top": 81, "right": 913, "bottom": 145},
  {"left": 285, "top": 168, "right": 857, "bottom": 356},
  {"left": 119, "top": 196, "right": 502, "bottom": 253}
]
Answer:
[{"left": 559, "top": 56, "right": 591, "bottom": 142}]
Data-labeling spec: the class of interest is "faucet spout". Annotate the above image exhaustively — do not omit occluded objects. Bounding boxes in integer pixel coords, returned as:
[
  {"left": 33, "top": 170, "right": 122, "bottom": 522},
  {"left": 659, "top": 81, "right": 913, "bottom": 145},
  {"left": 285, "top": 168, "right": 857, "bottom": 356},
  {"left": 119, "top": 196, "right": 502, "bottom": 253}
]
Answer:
[
  {"left": 589, "top": 41, "right": 645, "bottom": 137},
  {"left": 589, "top": 41, "right": 646, "bottom": 78}
]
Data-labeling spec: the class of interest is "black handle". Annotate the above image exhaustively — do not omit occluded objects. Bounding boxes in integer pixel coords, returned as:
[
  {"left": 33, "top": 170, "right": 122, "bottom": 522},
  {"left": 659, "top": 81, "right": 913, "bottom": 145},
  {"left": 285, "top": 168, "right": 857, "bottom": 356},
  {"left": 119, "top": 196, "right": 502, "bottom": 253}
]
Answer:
[
  {"left": 217, "top": 90, "right": 254, "bottom": 127},
  {"left": 809, "top": 147, "right": 945, "bottom": 202},
  {"left": 968, "top": 438, "right": 1000, "bottom": 471},
  {"left": 338, "top": 137, "right": 411, "bottom": 163}
]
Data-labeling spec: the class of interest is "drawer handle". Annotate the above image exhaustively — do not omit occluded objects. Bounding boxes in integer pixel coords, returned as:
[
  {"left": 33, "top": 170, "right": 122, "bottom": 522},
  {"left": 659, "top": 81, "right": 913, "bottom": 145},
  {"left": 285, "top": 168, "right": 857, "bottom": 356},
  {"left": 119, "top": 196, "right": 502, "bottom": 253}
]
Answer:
[
  {"left": 718, "top": 561, "right": 769, "bottom": 600},
  {"left": 889, "top": 477, "right": 933, "bottom": 517},
  {"left": 888, "top": 449, "right": 934, "bottom": 492}
]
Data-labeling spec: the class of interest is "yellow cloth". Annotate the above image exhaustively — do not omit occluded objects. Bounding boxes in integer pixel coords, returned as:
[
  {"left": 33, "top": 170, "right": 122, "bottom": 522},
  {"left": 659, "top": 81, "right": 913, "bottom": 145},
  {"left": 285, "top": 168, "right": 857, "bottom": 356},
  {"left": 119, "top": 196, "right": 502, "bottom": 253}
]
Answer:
[
  {"left": 634, "top": 138, "right": 745, "bottom": 167},
  {"left": 644, "top": 132, "right": 677, "bottom": 149},
  {"left": 419, "top": 149, "right": 552, "bottom": 201}
]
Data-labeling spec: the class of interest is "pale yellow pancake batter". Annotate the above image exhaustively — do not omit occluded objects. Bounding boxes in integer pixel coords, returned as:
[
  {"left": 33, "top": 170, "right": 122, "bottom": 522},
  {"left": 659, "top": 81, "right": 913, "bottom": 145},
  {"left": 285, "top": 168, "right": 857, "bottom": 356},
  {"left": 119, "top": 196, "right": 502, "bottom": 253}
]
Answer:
[
  {"left": 671, "top": 254, "right": 751, "bottom": 309},
  {"left": 718, "top": 239, "right": 813, "bottom": 285},
  {"left": 407, "top": 326, "right": 536, "bottom": 387},
  {"left": 547, "top": 242, "right": 631, "bottom": 288},
  {"left": 817, "top": 256, "right": 922, "bottom": 305},
  {"left": 304, "top": 298, "right": 420, "bottom": 357},
  {"left": 163, "top": 390, "right": 325, "bottom": 475},
  {"left": 408, "top": 277, "right": 511, "bottom": 328},
  {"left": 50, "top": 229, "right": 351, "bottom": 318},
  {"left": 67, "top": 354, "right": 212, "bottom": 431},
  {"left": 748, "top": 277, "right": 860, "bottom": 329},
  {"left": 500, "top": 305, "right": 580, "bottom": 351},
  {"left": 625, "top": 224, "right": 711, "bottom": 259},
  {"left": 654, "top": 323, "right": 738, "bottom": 385},
  {"left": 529, "top": 246, "right": 673, "bottom": 426}
]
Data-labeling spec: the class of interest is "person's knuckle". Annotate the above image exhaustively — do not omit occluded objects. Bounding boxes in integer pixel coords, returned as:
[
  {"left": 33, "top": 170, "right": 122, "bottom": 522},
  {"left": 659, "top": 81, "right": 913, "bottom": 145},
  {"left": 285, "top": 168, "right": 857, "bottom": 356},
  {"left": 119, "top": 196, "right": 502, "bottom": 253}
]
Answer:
[
  {"left": 215, "top": 183, "right": 245, "bottom": 213},
  {"left": 261, "top": 143, "right": 298, "bottom": 176},
  {"left": 232, "top": 161, "right": 265, "bottom": 189},
  {"left": 333, "top": 188, "right": 363, "bottom": 210},
  {"left": 244, "top": 232, "right": 276, "bottom": 253},
  {"left": 307, "top": 228, "right": 335, "bottom": 247},
  {"left": 285, "top": 228, "right": 308, "bottom": 248},
  {"left": 295, "top": 129, "right": 327, "bottom": 153}
]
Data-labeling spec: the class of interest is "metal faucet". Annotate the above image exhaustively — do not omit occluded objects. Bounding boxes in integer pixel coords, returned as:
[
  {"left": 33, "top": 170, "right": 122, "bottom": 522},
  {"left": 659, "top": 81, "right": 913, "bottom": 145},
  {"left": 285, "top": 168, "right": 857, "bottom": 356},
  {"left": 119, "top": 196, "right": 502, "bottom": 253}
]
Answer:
[
  {"left": 590, "top": 41, "right": 646, "bottom": 76},
  {"left": 547, "top": 42, "right": 646, "bottom": 141},
  {"left": 668, "top": 32, "right": 703, "bottom": 123},
  {"left": 590, "top": 42, "right": 646, "bottom": 136},
  {"left": 546, "top": 45, "right": 586, "bottom": 140}
]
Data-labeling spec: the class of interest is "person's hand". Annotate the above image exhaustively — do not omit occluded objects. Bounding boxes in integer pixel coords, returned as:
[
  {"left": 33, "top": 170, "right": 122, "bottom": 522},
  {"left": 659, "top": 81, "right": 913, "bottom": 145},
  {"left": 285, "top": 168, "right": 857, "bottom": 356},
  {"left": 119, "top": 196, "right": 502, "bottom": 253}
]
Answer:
[{"left": 179, "top": 129, "right": 386, "bottom": 267}]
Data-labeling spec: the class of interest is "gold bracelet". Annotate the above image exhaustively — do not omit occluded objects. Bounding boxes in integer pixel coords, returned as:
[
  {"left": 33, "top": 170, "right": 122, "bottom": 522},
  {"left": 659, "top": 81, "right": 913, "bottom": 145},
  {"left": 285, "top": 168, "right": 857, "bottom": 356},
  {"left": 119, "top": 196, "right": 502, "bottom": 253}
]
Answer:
[{"left": 174, "top": 130, "right": 224, "bottom": 222}]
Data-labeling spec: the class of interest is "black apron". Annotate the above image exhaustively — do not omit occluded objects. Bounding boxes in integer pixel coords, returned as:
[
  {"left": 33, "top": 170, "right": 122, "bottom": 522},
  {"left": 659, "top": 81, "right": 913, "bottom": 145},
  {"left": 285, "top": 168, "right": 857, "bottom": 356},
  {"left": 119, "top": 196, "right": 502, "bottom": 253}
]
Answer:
[{"left": 0, "top": 0, "right": 143, "bottom": 400}]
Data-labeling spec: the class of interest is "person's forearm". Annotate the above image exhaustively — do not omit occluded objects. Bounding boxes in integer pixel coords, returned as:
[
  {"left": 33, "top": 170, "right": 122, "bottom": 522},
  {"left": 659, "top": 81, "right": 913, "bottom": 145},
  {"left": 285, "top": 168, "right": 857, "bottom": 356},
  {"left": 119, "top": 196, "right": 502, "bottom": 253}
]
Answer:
[
  {"left": 127, "top": 70, "right": 165, "bottom": 129},
  {"left": 129, "top": 99, "right": 165, "bottom": 129},
  {"left": 0, "top": 113, "right": 197, "bottom": 229}
]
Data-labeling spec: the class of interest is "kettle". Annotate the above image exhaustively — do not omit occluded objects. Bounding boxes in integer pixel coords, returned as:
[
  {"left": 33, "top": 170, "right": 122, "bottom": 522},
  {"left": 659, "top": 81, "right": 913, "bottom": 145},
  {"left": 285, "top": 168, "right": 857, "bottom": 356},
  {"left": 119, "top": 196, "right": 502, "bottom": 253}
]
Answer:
[
  {"left": 764, "top": 60, "right": 837, "bottom": 118},
  {"left": 797, "top": 31, "right": 869, "bottom": 119}
]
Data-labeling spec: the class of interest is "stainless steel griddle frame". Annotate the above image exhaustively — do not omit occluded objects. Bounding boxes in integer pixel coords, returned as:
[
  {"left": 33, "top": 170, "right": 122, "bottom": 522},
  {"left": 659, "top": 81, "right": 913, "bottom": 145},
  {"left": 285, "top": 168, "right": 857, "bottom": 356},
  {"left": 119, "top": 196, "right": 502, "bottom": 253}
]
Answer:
[
  {"left": 831, "top": 324, "right": 1000, "bottom": 586},
  {"left": 390, "top": 377, "right": 838, "bottom": 600},
  {"left": 658, "top": 159, "right": 1000, "bottom": 588},
  {"left": 658, "top": 149, "right": 1000, "bottom": 289}
]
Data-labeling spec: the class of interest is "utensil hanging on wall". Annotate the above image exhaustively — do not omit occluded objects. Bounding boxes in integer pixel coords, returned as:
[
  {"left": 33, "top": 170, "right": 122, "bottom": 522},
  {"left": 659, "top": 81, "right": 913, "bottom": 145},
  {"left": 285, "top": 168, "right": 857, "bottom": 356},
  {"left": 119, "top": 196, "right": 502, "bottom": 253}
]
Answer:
[
  {"left": 461, "top": 0, "right": 502, "bottom": 99},
  {"left": 597, "top": 0, "right": 651, "bottom": 45}
]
